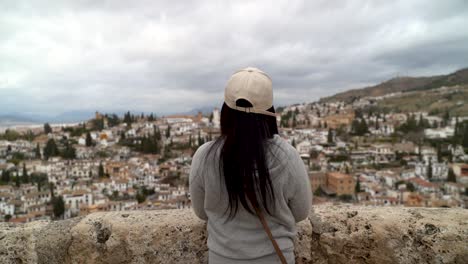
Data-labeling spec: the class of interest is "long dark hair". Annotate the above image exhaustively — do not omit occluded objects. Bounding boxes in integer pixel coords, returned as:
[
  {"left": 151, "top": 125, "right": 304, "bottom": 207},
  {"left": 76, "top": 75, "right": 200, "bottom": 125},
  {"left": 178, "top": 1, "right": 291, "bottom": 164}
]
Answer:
[{"left": 207, "top": 99, "right": 279, "bottom": 220}]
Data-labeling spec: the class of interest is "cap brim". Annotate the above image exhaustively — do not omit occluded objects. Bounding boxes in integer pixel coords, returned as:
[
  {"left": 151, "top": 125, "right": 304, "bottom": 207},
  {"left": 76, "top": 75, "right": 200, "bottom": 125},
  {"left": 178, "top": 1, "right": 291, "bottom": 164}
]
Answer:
[{"left": 225, "top": 102, "right": 277, "bottom": 117}]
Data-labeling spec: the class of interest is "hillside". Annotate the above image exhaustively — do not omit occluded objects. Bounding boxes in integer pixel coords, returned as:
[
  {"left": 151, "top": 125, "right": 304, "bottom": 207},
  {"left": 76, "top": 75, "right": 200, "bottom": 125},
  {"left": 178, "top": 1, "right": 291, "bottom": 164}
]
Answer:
[
  {"left": 375, "top": 84, "right": 468, "bottom": 116},
  {"left": 321, "top": 67, "right": 468, "bottom": 103}
]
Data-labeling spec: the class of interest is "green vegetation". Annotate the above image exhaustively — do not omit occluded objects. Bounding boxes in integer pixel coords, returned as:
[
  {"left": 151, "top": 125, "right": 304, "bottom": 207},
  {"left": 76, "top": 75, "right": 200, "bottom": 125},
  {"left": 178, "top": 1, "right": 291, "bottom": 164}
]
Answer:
[
  {"left": 327, "top": 128, "right": 334, "bottom": 144},
  {"left": 106, "top": 113, "right": 120, "bottom": 127},
  {"left": 350, "top": 119, "right": 369, "bottom": 136},
  {"left": 85, "top": 132, "right": 94, "bottom": 147},
  {"left": 63, "top": 123, "right": 88, "bottom": 137},
  {"left": 44, "top": 123, "right": 52, "bottom": 134},
  {"left": 377, "top": 85, "right": 468, "bottom": 117},
  {"left": 396, "top": 114, "right": 431, "bottom": 133},
  {"left": 453, "top": 120, "right": 468, "bottom": 148},
  {"left": 7, "top": 152, "right": 25, "bottom": 165},
  {"left": 355, "top": 178, "right": 361, "bottom": 193},
  {"left": 43, "top": 139, "right": 59, "bottom": 159},
  {"left": 338, "top": 194, "right": 353, "bottom": 202},
  {"left": 51, "top": 195, "right": 65, "bottom": 219},
  {"left": 136, "top": 186, "right": 155, "bottom": 203},
  {"left": 91, "top": 118, "right": 104, "bottom": 131},
  {"left": 447, "top": 168, "right": 456, "bottom": 183},
  {"left": 98, "top": 162, "right": 108, "bottom": 178},
  {"left": 61, "top": 141, "right": 77, "bottom": 159},
  {"left": 313, "top": 186, "right": 326, "bottom": 197},
  {"left": 0, "top": 129, "right": 20, "bottom": 141},
  {"left": 123, "top": 111, "right": 135, "bottom": 126}
]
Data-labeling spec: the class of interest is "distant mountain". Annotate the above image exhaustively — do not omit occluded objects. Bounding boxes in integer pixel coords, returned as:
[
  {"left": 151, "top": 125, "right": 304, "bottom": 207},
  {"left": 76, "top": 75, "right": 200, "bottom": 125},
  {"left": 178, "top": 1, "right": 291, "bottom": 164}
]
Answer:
[
  {"left": 178, "top": 106, "right": 218, "bottom": 116},
  {"left": 0, "top": 111, "right": 96, "bottom": 125},
  {"left": 0, "top": 114, "right": 37, "bottom": 124},
  {"left": 0, "top": 107, "right": 218, "bottom": 128},
  {"left": 412, "top": 68, "right": 468, "bottom": 92},
  {"left": 48, "top": 110, "right": 96, "bottom": 123},
  {"left": 321, "top": 67, "right": 468, "bottom": 103}
]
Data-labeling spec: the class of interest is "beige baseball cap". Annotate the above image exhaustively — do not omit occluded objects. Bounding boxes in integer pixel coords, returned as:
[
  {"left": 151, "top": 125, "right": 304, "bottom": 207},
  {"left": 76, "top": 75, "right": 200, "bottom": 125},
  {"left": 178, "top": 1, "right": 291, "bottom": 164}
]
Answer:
[{"left": 224, "top": 67, "right": 276, "bottom": 117}]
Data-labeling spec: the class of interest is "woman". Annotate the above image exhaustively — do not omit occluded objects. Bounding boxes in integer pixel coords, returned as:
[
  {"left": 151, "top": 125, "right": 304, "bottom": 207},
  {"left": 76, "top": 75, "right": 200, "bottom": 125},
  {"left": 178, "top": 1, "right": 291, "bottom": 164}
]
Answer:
[{"left": 189, "top": 67, "right": 312, "bottom": 264}]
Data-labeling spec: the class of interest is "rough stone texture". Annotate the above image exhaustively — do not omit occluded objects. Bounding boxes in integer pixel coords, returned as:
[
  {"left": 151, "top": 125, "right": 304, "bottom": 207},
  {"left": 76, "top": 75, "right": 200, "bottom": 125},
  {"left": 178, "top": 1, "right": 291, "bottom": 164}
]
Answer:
[
  {"left": 0, "top": 205, "right": 466, "bottom": 264},
  {"left": 310, "top": 205, "right": 468, "bottom": 264}
]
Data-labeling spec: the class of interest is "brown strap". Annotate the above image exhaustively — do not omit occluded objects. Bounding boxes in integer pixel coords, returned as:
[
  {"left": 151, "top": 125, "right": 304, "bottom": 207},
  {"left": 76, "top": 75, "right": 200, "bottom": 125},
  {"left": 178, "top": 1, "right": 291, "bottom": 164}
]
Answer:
[{"left": 254, "top": 206, "right": 288, "bottom": 264}]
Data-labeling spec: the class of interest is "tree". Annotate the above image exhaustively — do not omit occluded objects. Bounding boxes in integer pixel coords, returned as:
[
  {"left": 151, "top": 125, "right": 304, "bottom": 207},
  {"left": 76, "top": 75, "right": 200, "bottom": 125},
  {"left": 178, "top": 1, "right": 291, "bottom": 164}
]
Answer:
[
  {"left": 165, "top": 125, "right": 171, "bottom": 138},
  {"left": 397, "top": 114, "right": 420, "bottom": 133},
  {"left": 427, "top": 159, "right": 433, "bottom": 180},
  {"left": 148, "top": 113, "right": 155, "bottom": 122},
  {"left": 136, "top": 192, "right": 146, "bottom": 203},
  {"left": 14, "top": 167, "right": 20, "bottom": 188},
  {"left": 351, "top": 118, "right": 369, "bottom": 136},
  {"left": 4, "top": 214, "right": 12, "bottom": 222},
  {"left": 359, "top": 119, "right": 369, "bottom": 134},
  {"left": 98, "top": 162, "right": 105, "bottom": 178},
  {"left": 35, "top": 143, "right": 41, "bottom": 159},
  {"left": 197, "top": 130, "right": 204, "bottom": 146},
  {"left": 418, "top": 114, "right": 424, "bottom": 128},
  {"left": 327, "top": 128, "right": 334, "bottom": 144},
  {"left": 1, "top": 170, "right": 10, "bottom": 183},
  {"left": 31, "top": 172, "right": 48, "bottom": 191},
  {"left": 463, "top": 122, "right": 468, "bottom": 148},
  {"left": 44, "top": 123, "right": 52, "bottom": 134},
  {"left": 355, "top": 178, "right": 361, "bottom": 193},
  {"left": 443, "top": 109, "right": 450, "bottom": 126},
  {"left": 24, "top": 130, "right": 35, "bottom": 141},
  {"left": 437, "top": 145, "right": 443, "bottom": 162},
  {"left": 154, "top": 127, "right": 162, "bottom": 141},
  {"left": 123, "top": 111, "right": 133, "bottom": 126},
  {"left": 51, "top": 196, "right": 65, "bottom": 219},
  {"left": 49, "top": 182, "right": 55, "bottom": 198},
  {"left": 85, "top": 132, "right": 94, "bottom": 147},
  {"left": 107, "top": 113, "right": 120, "bottom": 127},
  {"left": 406, "top": 182, "right": 416, "bottom": 192},
  {"left": 209, "top": 113, "right": 214, "bottom": 124},
  {"left": 207, "top": 131, "right": 213, "bottom": 142},
  {"left": 338, "top": 194, "right": 353, "bottom": 202},
  {"left": 139, "top": 135, "right": 160, "bottom": 154},
  {"left": 22, "top": 163, "right": 29, "bottom": 183},
  {"left": 43, "top": 139, "right": 59, "bottom": 159},
  {"left": 92, "top": 118, "right": 104, "bottom": 131},
  {"left": 314, "top": 186, "right": 326, "bottom": 197},
  {"left": 61, "top": 141, "right": 76, "bottom": 159},
  {"left": 447, "top": 168, "right": 456, "bottom": 183}
]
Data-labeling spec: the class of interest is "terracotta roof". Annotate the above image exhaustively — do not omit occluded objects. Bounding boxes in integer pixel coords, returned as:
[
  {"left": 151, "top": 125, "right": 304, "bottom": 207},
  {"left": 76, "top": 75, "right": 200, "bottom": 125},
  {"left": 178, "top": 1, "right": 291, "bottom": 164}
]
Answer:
[
  {"left": 327, "top": 172, "right": 352, "bottom": 180},
  {"left": 408, "top": 177, "right": 437, "bottom": 188}
]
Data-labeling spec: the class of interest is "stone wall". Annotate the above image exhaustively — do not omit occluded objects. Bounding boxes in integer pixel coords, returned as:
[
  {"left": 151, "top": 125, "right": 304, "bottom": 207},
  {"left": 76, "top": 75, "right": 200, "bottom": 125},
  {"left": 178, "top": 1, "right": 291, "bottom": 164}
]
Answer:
[{"left": 0, "top": 205, "right": 467, "bottom": 264}]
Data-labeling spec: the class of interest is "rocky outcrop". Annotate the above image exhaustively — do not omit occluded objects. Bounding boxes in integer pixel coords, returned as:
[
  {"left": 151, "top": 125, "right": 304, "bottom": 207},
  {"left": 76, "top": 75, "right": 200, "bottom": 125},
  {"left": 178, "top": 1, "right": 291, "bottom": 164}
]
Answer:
[{"left": 0, "top": 205, "right": 466, "bottom": 264}]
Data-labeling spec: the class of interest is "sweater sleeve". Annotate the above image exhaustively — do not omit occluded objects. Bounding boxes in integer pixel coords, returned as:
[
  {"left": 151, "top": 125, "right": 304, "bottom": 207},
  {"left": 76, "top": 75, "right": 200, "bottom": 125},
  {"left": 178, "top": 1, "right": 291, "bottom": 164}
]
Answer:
[
  {"left": 286, "top": 147, "right": 313, "bottom": 222},
  {"left": 189, "top": 145, "right": 208, "bottom": 221}
]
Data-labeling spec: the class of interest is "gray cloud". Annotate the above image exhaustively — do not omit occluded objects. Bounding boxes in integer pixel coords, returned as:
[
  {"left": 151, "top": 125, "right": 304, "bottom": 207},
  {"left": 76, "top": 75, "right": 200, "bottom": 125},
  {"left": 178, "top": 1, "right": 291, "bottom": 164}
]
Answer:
[{"left": 1, "top": 0, "right": 467, "bottom": 117}]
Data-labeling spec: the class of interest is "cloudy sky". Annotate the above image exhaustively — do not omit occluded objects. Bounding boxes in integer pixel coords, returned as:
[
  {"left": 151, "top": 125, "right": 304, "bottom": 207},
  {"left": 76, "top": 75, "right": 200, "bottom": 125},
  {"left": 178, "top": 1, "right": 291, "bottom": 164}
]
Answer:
[{"left": 1, "top": 0, "right": 468, "bottom": 118}]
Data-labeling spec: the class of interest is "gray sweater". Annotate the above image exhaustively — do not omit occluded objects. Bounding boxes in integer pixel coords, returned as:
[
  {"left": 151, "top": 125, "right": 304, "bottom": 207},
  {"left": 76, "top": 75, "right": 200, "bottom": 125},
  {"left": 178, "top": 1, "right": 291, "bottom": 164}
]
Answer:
[{"left": 189, "top": 134, "right": 312, "bottom": 263}]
